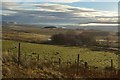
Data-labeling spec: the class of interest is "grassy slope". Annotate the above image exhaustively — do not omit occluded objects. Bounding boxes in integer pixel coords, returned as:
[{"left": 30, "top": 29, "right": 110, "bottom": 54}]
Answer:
[
  {"left": 3, "top": 62, "right": 64, "bottom": 78},
  {"left": 2, "top": 40, "right": 118, "bottom": 69}
]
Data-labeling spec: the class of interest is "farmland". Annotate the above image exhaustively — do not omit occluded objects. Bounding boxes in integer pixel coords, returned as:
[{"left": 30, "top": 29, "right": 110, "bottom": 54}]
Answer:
[
  {"left": 2, "top": 25, "right": 119, "bottom": 78},
  {"left": 2, "top": 40, "right": 118, "bottom": 69},
  {"left": 2, "top": 2, "right": 120, "bottom": 79},
  {"left": 2, "top": 39, "right": 119, "bottom": 78}
]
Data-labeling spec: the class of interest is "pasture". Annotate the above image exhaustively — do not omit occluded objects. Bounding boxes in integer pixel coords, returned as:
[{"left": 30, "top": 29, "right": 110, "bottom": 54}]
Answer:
[
  {"left": 2, "top": 40, "right": 118, "bottom": 69},
  {"left": 2, "top": 26, "right": 119, "bottom": 78}
]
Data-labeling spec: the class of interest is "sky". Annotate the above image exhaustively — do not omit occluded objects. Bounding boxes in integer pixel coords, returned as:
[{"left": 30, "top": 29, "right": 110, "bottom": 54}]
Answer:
[
  {"left": 1, "top": 0, "right": 119, "bottom": 27},
  {"left": 1, "top": 0, "right": 120, "bottom": 2}
]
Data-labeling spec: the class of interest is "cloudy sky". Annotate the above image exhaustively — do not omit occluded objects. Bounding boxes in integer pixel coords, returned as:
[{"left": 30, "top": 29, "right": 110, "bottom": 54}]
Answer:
[{"left": 1, "top": 0, "right": 119, "bottom": 26}]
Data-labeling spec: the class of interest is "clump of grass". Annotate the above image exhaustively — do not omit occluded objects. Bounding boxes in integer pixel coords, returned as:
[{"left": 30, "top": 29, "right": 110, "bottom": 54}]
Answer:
[
  {"left": 2, "top": 51, "right": 18, "bottom": 63},
  {"left": 2, "top": 62, "right": 64, "bottom": 78}
]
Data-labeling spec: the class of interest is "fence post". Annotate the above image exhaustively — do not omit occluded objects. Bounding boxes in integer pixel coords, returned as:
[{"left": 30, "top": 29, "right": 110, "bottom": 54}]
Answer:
[
  {"left": 84, "top": 62, "right": 88, "bottom": 69},
  {"left": 110, "top": 59, "right": 114, "bottom": 78},
  {"left": 58, "top": 58, "right": 61, "bottom": 67},
  {"left": 111, "top": 59, "right": 113, "bottom": 68},
  {"left": 75, "top": 59, "right": 77, "bottom": 64},
  {"left": 58, "top": 58, "right": 61, "bottom": 72},
  {"left": 84, "top": 62, "right": 88, "bottom": 77},
  {"left": 18, "top": 43, "right": 21, "bottom": 66},
  {"left": 76, "top": 54, "right": 80, "bottom": 75},
  {"left": 37, "top": 54, "right": 39, "bottom": 61}
]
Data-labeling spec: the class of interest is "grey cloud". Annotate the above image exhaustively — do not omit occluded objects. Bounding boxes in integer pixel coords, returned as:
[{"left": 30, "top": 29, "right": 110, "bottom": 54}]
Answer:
[
  {"left": 2, "top": 3, "right": 117, "bottom": 24},
  {"left": 95, "top": 16, "right": 118, "bottom": 18},
  {"left": 2, "top": 2, "right": 22, "bottom": 10}
]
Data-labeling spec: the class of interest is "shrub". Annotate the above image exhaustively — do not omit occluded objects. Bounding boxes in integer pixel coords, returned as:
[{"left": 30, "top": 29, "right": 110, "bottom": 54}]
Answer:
[{"left": 51, "top": 31, "right": 97, "bottom": 46}]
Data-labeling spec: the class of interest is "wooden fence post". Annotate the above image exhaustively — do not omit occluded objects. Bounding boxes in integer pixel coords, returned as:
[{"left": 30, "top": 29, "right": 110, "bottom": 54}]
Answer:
[
  {"left": 111, "top": 59, "right": 113, "bottom": 68},
  {"left": 84, "top": 62, "right": 88, "bottom": 69},
  {"left": 18, "top": 43, "right": 21, "bottom": 66},
  {"left": 58, "top": 58, "right": 61, "bottom": 72},
  {"left": 84, "top": 62, "right": 88, "bottom": 77},
  {"left": 58, "top": 58, "right": 61, "bottom": 67},
  {"left": 37, "top": 54, "right": 39, "bottom": 61},
  {"left": 75, "top": 59, "right": 77, "bottom": 64},
  {"left": 76, "top": 54, "right": 80, "bottom": 75},
  {"left": 110, "top": 59, "right": 114, "bottom": 78}
]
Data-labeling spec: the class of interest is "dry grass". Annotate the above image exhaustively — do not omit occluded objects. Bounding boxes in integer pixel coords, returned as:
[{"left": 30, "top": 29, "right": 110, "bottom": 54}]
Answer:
[
  {"left": 2, "top": 62, "right": 64, "bottom": 78},
  {"left": 3, "top": 31, "right": 51, "bottom": 43},
  {"left": 2, "top": 26, "right": 119, "bottom": 79}
]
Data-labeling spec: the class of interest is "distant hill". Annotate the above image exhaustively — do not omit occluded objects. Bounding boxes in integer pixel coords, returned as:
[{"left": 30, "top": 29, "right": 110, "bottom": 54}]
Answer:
[{"left": 2, "top": 21, "right": 17, "bottom": 26}]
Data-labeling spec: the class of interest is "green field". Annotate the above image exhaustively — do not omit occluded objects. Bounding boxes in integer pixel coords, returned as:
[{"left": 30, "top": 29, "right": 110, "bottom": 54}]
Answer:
[{"left": 2, "top": 40, "right": 118, "bottom": 69}]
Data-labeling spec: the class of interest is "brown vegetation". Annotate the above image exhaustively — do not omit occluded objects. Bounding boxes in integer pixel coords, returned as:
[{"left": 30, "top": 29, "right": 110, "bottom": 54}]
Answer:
[{"left": 51, "top": 31, "right": 98, "bottom": 46}]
